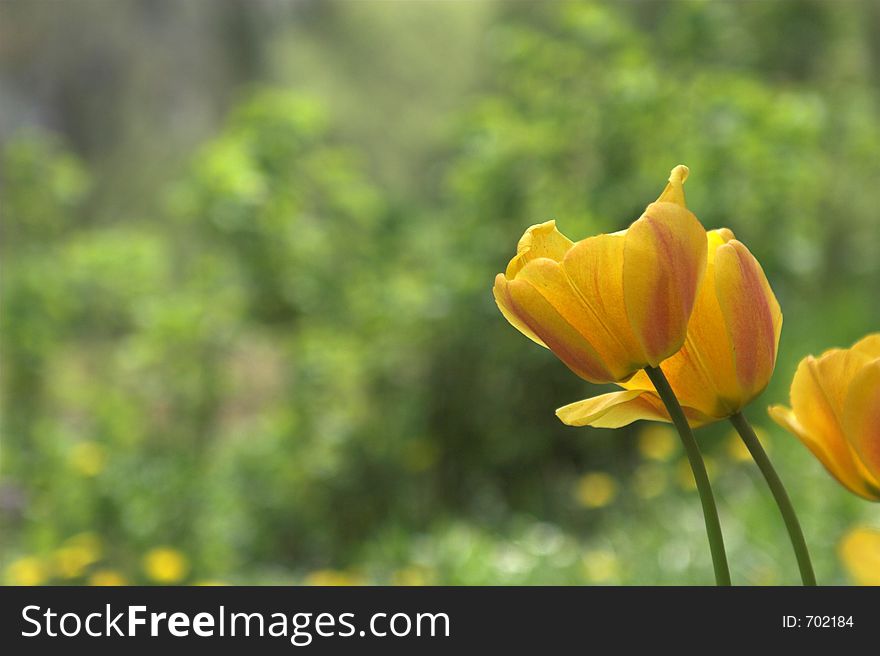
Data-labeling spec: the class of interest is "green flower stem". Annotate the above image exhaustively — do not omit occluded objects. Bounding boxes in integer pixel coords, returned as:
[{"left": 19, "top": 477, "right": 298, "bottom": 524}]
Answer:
[
  {"left": 644, "top": 365, "right": 731, "bottom": 586},
  {"left": 729, "top": 411, "right": 816, "bottom": 586}
]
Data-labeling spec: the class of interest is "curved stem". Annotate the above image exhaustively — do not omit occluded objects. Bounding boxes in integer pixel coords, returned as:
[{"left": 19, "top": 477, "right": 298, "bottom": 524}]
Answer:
[
  {"left": 729, "top": 411, "right": 816, "bottom": 586},
  {"left": 644, "top": 365, "right": 731, "bottom": 586}
]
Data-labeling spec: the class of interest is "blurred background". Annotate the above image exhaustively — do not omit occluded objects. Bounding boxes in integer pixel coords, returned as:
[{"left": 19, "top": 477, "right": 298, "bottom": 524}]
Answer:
[{"left": 2, "top": 0, "right": 879, "bottom": 586}]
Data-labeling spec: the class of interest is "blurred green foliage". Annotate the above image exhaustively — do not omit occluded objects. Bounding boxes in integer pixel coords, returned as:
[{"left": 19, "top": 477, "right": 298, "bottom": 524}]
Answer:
[{"left": 2, "top": 0, "right": 879, "bottom": 585}]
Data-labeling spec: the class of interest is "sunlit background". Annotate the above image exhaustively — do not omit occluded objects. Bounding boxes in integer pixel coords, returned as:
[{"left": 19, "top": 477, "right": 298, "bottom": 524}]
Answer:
[{"left": 2, "top": 0, "right": 880, "bottom": 586}]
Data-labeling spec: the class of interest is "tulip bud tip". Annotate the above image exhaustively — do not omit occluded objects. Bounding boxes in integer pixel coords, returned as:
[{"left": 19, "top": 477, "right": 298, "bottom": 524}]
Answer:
[{"left": 670, "top": 164, "right": 689, "bottom": 184}]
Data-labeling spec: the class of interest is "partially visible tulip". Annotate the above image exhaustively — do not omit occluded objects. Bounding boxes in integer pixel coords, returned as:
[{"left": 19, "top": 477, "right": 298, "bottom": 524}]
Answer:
[
  {"left": 839, "top": 526, "right": 880, "bottom": 585},
  {"left": 493, "top": 165, "right": 707, "bottom": 383},
  {"left": 769, "top": 334, "right": 880, "bottom": 501},
  {"left": 556, "top": 228, "right": 782, "bottom": 428}
]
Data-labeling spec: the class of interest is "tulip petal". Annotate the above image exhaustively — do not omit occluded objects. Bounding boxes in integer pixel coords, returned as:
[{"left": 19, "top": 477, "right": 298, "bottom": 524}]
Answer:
[
  {"left": 493, "top": 274, "right": 546, "bottom": 348},
  {"left": 803, "top": 349, "right": 872, "bottom": 419},
  {"left": 656, "top": 164, "right": 689, "bottom": 207},
  {"left": 623, "top": 201, "right": 707, "bottom": 366},
  {"left": 504, "top": 260, "right": 616, "bottom": 382},
  {"left": 560, "top": 232, "right": 645, "bottom": 376},
  {"left": 505, "top": 220, "right": 573, "bottom": 279},
  {"left": 851, "top": 333, "right": 880, "bottom": 359},
  {"left": 557, "top": 388, "right": 716, "bottom": 429},
  {"left": 556, "top": 390, "right": 666, "bottom": 428},
  {"left": 714, "top": 239, "right": 782, "bottom": 399},
  {"left": 495, "top": 220, "right": 576, "bottom": 348},
  {"left": 843, "top": 360, "right": 880, "bottom": 492}
]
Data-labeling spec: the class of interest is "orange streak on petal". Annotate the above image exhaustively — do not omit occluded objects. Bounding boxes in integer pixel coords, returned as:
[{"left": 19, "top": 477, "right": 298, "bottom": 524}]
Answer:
[
  {"left": 623, "top": 202, "right": 707, "bottom": 366},
  {"left": 714, "top": 240, "right": 780, "bottom": 397},
  {"left": 506, "top": 272, "right": 614, "bottom": 383},
  {"left": 493, "top": 274, "right": 547, "bottom": 347}
]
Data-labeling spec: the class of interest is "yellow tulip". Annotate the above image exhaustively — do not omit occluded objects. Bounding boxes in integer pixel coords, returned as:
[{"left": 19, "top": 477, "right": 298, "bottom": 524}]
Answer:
[
  {"left": 839, "top": 526, "right": 880, "bottom": 584},
  {"left": 769, "top": 334, "right": 880, "bottom": 501},
  {"left": 494, "top": 165, "right": 707, "bottom": 383},
  {"left": 556, "top": 228, "right": 782, "bottom": 427}
]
